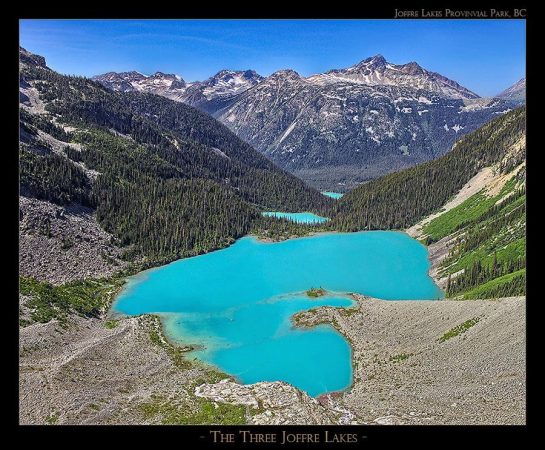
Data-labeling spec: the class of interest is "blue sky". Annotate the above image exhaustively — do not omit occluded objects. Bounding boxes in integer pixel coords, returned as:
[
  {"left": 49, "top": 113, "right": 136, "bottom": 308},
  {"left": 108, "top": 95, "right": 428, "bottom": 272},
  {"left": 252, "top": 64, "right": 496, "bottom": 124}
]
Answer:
[{"left": 20, "top": 19, "right": 525, "bottom": 97}]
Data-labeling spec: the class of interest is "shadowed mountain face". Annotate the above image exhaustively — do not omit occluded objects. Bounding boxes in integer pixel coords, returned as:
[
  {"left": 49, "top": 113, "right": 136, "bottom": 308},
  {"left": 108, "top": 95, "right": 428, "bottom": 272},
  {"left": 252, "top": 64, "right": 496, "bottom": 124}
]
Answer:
[{"left": 94, "top": 56, "right": 519, "bottom": 191}]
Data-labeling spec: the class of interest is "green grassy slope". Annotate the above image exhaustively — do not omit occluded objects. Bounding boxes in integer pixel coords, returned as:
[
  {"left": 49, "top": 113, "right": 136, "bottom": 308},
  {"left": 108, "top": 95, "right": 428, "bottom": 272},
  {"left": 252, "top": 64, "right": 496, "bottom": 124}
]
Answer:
[{"left": 432, "top": 171, "right": 526, "bottom": 298}]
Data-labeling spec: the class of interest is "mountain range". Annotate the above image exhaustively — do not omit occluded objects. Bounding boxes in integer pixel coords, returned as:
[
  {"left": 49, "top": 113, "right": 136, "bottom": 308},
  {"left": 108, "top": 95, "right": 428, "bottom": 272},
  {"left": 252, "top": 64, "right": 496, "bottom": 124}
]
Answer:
[
  {"left": 95, "top": 69, "right": 263, "bottom": 106},
  {"left": 94, "top": 56, "right": 525, "bottom": 190}
]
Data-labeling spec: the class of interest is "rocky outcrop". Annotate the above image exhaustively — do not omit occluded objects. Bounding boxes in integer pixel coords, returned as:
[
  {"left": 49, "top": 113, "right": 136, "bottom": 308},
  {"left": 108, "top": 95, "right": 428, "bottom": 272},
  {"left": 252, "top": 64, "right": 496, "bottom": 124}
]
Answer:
[
  {"left": 19, "top": 196, "right": 127, "bottom": 285},
  {"left": 20, "top": 46, "right": 48, "bottom": 69},
  {"left": 194, "top": 379, "right": 343, "bottom": 425}
]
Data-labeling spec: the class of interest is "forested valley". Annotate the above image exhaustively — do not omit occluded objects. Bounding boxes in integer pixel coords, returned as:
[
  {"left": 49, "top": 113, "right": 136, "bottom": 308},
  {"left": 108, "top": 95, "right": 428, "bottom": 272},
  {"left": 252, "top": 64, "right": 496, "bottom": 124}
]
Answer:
[
  {"left": 20, "top": 48, "right": 332, "bottom": 266},
  {"left": 19, "top": 47, "right": 526, "bottom": 301}
]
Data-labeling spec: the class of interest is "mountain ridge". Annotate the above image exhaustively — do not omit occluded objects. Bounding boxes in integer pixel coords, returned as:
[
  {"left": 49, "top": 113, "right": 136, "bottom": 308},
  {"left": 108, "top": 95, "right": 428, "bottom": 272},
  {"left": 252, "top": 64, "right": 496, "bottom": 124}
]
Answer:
[
  {"left": 307, "top": 54, "right": 479, "bottom": 100},
  {"left": 93, "top": 55, "right": 518, "bottom": 190},
  {"left": 94, "top": 55, "right": 481, "bottom": 100},
  {"left": 496, "top": 77, "right": 526, "bottom": 105}
]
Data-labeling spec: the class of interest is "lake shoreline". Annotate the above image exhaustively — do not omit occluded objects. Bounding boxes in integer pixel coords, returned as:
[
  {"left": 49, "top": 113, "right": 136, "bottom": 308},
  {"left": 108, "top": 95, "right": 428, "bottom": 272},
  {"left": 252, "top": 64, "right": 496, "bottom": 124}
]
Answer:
[
  {"left": 21, "top": 228, "right": 469, "bottom": 425},
  {"left": 289, "top": 294, "right": 526, "bottom": 424},
  {"left": 19, "top": 288, "right": 525, "bottom": 424},
  {"left": 121, "top": 290, "right": 356, "bottom": 398},
  {"left": 261, "top": 211, "right": 329, "bottom": 224},
  {"left": 112, "top": 231, "right": 441, "bottom": 397}
]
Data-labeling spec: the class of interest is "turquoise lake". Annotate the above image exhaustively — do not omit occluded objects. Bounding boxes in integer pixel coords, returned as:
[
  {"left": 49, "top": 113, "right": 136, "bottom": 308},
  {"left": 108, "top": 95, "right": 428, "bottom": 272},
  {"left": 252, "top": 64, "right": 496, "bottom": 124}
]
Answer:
[
  {"left": 262, "top": 211, "right": 329, "bottom": 224},
  {"left": 321, "top": 191, "right": 344, "bottom": 199},
  {"left": 113, "top": 231, "right": 443, "bottom": 397}
]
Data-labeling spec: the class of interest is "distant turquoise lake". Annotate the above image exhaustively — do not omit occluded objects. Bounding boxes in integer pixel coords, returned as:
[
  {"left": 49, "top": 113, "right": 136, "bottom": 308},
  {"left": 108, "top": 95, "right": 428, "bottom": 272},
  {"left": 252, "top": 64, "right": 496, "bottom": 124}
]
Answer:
[
  {"left": 113, "top": 231, "right": 443, "bottom": 397},
  {"left": 321, "top": 191, "right": 344, "bottom": 199},
  {"left": 262, "top": 211, "right": 329, "bottom": 224}
]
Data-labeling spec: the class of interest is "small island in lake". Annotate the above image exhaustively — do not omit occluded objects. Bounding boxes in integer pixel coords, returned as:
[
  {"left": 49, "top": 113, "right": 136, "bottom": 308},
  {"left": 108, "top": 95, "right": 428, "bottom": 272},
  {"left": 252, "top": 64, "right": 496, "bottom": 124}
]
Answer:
[{"left": 306, "top": 287, "right": 326, "bottom": 298}]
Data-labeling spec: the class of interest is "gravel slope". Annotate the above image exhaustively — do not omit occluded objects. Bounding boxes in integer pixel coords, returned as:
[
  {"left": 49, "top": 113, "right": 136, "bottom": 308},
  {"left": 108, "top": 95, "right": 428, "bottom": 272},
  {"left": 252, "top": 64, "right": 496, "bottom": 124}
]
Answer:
[
  {"left": 19, "top": 196, "right": 127, "bottom": 285},
  {"left": 19, "top": 312, "right": 338, "bottom": 425},
  {"left": 295, "top": 295, "right": 526, "bottom": 425}
]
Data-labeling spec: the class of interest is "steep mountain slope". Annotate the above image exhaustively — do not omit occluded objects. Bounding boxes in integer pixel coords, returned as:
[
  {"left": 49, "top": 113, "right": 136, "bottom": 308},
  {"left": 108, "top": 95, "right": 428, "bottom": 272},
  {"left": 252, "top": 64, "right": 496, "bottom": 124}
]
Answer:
[
  {"left": 20, "top": 47, "right": 331, "bottom": 281},
  {"left": 332, "top": 108, "right": 525, "bottom": 229},
  {"left": 419, "top": 170, "right": 525, "bottom": 299},
  {"left": 95, "top": 56, "right": 514, "bottom": 190},
  {"left": 332, "top": 107, "right": 525, "bottom": 298},
  {"left": 497, "top": 77, "right": 526, "bottom": 106}
]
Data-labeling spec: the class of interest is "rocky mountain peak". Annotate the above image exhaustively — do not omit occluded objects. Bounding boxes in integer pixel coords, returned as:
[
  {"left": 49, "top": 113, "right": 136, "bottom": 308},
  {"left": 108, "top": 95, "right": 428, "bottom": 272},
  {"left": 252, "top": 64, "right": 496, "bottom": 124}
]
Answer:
[
  {"left": 399, "top": 61, "right": 425, "bottom": 75},
  {"left": 307, "top": 55, "right": 478, "bottom": 99},
  {"left": 117, "top": 71, "right": 147, "bottom": 82},
  {"left": 209, "top": 69, "right": 262, "bottom": 84},
  {"left": 93, "top": 70, "right": 188, "bottom": 97},
  {"left": 147, "top": 72, "right": 186, "bottom": 88},
  {"left": 170, "top": 78, "right": 187, "bottom": 89},
  {"left": 150, "top": 71, "right": 179, "bottom": 80},
  {"left": 186, "top": 69, "right": 264, "bottom": 101},
  {"left": 243, "top": 69, "right": 261, "bottom": 79},
  {"left": 355, "top": 54, "right": 387, "bottom": 69},
  {"left": 269, "top": 69, "right": 301, "bottom": 80}
]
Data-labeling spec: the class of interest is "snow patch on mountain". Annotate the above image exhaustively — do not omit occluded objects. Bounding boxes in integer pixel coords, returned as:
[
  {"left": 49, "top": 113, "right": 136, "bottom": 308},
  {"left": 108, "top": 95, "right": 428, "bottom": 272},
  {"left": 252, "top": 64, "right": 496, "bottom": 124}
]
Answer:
[
  {"left": 278, "top": 121, "right": 298, "bottom": 144},
  {"left": 451, "top": 124, "right": 464, "bottom": 133}
]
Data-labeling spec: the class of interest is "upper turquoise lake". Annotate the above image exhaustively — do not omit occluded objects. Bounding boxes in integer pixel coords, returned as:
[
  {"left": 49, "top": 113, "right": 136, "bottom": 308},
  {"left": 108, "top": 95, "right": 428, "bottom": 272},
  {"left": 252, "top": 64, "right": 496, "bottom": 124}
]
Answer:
[
  {"left": 262, "top": 211, "right": 329, "bottom": 224},
  {"left": 321, "top": 191, "right": 344, "bottom": 199},
  {"left": 113, "top": 231, "right": 443, "bottom": 397}
]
